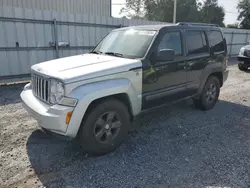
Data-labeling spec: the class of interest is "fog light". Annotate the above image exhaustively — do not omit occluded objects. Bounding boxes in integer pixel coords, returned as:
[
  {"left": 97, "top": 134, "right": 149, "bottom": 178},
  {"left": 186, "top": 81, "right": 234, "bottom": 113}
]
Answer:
[{"left": 66, "top": 112, "right": 73, "bottom": 124}]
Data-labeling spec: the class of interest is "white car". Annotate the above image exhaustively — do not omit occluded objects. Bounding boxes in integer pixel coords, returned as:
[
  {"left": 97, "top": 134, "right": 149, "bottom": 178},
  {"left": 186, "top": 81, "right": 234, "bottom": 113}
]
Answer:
[{"left": 238, "top": 44, "right": 250, "bottom": 71}]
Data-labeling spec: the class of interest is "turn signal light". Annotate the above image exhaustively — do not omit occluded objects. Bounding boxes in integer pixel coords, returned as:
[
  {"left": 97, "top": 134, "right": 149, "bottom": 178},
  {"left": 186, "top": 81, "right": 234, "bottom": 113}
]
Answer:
[{"left": 66, "top": 112, "right": 73, "bottom": 124}]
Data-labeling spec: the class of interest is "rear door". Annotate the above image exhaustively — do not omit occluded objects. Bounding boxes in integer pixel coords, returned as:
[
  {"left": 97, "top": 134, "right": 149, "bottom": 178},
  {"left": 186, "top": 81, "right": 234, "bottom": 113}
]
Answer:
[
  {"left": 185, "top": 30, "right": 211, "bottom": 95},
  {"left": 206, "top": 30, "right": 227, "bottom": 69}
]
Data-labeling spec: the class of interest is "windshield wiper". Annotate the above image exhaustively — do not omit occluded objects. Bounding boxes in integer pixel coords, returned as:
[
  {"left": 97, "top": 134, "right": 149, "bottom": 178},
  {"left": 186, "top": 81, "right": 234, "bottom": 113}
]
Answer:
[
  {"left": 104, "top": 52, "right": 124, "bottom": 58},
  {"left": 90, "top": 50, "right": 103, "bottom": 54}
]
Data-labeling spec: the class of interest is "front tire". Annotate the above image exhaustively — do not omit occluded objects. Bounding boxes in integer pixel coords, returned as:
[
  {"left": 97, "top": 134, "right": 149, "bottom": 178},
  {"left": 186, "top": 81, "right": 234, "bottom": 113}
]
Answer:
[
  {"left": 193, "top": 76, "right": 220, "bottom": 111},
  {"left": 238, "top": 63, "right": 248, "bottom": 71},
  {"left": 78, "top": 98, "right": 130, "bottom": 155}
]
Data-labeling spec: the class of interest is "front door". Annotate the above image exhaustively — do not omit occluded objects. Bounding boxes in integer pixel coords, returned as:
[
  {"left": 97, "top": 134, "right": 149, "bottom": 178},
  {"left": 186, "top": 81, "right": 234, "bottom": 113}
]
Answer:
[{"left": 142, "top": 30, "right": 188, "bottom": 110}]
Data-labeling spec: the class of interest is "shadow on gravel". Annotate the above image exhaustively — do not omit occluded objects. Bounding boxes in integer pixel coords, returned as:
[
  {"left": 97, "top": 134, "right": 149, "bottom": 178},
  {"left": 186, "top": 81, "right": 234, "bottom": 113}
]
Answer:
[
  {"left": 27, "top": 100, "right": 250, "bottom": 188},
  {"left": 0, "top": 83, "right": 26, "bottom": 106}
]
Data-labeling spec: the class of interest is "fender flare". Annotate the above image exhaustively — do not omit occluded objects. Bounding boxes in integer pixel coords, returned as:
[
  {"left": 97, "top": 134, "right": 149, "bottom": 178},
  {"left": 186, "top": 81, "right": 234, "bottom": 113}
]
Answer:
[
  {"left": 66, "top": 79, "right": 142, "bottom": 137},
  {"left": 198, "top": 63, "right": 223, "bottom": 95}
]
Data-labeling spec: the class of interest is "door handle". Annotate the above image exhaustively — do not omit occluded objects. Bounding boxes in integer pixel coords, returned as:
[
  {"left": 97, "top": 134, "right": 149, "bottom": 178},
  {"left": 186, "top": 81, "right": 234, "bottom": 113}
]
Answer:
[
  {"left": 156, "top": 65, "right": 168, "bottom": 70},
  {"left": 208, "top": 60, "right": 215, "bottom": 63},
  {"left": 161, "top": 65, "right": 168, "bottom": 69}
]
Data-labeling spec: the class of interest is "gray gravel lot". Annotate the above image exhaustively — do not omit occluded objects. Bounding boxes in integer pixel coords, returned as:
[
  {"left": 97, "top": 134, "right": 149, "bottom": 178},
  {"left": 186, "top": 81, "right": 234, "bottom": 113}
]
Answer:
[{"left": 1, "top": 60, "right": 250, "bottom": 188}]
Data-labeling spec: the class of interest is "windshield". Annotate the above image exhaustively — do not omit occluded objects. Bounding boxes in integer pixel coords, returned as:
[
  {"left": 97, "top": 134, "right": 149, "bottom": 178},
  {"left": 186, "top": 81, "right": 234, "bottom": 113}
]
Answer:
[{"left": 92, "top": 29, "right": 157, "bottom": 59}]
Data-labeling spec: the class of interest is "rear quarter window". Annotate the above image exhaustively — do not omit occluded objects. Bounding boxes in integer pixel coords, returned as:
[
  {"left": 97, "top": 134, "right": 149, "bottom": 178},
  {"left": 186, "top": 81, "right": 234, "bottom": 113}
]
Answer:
[{"left": 207, "top": 30, "right": 225, "bottom": 53}]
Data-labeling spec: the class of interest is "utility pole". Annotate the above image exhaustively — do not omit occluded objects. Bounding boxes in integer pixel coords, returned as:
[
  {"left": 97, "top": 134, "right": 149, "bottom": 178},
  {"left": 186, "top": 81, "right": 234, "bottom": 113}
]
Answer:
[{"left": 173, "top": 0, "right": 177, "bottom": 23}]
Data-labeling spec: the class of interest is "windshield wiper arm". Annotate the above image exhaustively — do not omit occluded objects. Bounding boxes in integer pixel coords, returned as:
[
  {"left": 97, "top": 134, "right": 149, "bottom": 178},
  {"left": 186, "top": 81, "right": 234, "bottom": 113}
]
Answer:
[
  {"left": 104, "top": 52, "right": 124, "bottom": 58},
  {"left": 90, "top": 50, "right": 103, "bottom": 54}
]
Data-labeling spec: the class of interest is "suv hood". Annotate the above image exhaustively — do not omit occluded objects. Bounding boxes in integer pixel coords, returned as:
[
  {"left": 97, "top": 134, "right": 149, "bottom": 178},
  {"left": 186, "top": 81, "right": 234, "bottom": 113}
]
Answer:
[{"left": 31, "top": 53, "right": 142, "bottom": 83}]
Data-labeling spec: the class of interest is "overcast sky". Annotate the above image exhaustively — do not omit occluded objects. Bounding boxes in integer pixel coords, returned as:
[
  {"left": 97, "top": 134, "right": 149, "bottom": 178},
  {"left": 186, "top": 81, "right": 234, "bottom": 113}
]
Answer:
[{"left": 111, "top": 0, "right": 239, "bottom": 25}]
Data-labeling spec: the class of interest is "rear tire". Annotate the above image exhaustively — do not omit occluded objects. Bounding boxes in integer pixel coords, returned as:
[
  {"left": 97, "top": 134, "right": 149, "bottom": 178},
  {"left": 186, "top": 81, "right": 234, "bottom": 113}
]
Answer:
[
  {"left": 238, "top": 63, "right": 248, "bottom": 71},
  {"left": 78, "top": 98, "right": 130, "bottom": 155},
  {"left": 193, "top": 76, "right": 220, "bottom": 111}
]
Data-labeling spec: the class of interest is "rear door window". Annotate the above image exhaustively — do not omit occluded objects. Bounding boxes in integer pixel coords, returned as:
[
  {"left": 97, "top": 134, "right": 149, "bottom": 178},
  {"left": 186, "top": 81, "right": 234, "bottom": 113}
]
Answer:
[
  {"left": 186, "top": 31, "right": 209, "bottom": 55},
  {"left": 207, "top": 30, "right": 225, "bottom": 53}
]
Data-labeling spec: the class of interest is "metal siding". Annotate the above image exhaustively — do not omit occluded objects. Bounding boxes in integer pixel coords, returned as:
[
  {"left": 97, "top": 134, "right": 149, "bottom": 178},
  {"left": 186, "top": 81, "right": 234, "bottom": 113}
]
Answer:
[
  {"left": 16, "top": 22, "right": 27, "bottom": 47},
  {"left": 8, "top": 51, "right": 19, "bottom": 75},
  {"left": 19, "top": 51, "right": 30, "bottom": 74},
  {"left": 2, "top": 0, "right": 7, "bottom": 6},
  {"left": 76, "top": 26, "right": 83, "bottom": 46},
  {"left": 0, "top": 52, "right": 9, "bottom": 76},
  {"left": 0, "top": 21, "right": 5, "bottom": 47}
]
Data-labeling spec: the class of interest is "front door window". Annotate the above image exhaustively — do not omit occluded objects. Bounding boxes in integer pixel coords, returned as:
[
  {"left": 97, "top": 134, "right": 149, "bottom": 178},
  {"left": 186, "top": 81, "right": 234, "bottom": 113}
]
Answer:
[{"left": 157, "top": 31, "right": 183, "bottom": 56}]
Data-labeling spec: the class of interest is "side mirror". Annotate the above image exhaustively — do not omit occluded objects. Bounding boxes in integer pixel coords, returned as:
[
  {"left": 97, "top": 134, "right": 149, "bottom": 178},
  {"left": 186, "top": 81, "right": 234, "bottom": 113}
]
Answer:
[{"left": 156, "top": 49, "right": 175, "bottom": 62}]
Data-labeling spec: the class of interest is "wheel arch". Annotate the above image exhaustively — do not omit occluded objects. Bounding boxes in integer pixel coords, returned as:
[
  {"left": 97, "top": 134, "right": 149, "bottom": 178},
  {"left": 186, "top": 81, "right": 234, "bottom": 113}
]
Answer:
[
  {"left": 209, "top": 72, "right": 223, "bottom": 87},
  {"left": 81, "top": 93, "right": 134, "bottom": 124},
  {"left": 198, "top": 64, "right": 224, "bottom": 95},
  {"left": 65, "top": 79, "right": 142, "bottom": 138}
]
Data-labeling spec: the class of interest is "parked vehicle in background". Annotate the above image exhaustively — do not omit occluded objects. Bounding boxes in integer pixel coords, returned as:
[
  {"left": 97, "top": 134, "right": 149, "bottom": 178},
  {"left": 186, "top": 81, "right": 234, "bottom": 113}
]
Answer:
[
  {"left": 238, "top": 44, "right": 250, "bottom": 71},
  {"left": 21, "top": 22, "right": 229, "bottom": 155}
]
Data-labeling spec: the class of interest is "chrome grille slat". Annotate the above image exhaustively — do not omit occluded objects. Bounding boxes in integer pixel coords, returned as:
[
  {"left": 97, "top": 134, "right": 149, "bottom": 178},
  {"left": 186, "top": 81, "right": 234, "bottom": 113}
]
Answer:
[
  {"left": 31, "top": 73, "right": 50, "bottom": 103},
  {"left": 43, "top": 80, "right": 46, "bottom": 100},
  {"left": 34, "top": 75, "right": 36, "bottom": 95},
  {"left": 37, "top": 77, "right": 39, "bottom": 97},
  {"left": 40, "top": 78, "right": 42, "bottom": 98},
  {"left": 36, "top": 75, "right": 38, "bottom": 96}
]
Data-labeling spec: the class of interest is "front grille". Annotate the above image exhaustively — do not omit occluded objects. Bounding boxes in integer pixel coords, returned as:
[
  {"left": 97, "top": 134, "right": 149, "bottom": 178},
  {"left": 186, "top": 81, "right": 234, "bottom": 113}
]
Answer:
[{"left": 31, "top": 73, "right": 50, "bottom": 103}]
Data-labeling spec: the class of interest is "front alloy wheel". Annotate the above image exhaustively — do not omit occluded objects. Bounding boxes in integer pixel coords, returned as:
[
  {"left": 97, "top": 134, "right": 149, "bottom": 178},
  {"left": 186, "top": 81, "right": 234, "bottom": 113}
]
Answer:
[
  {"left": 78, "top": 99, "right": 130, "bottom": 155},
  {"left": 94, "top": 112, "right": 121, "bottom": 144}
]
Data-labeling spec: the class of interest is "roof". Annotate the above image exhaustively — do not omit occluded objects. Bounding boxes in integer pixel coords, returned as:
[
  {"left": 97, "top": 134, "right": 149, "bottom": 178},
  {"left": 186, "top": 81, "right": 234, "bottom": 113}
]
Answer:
[
  {"left": 115, "top": 24, "right": 175, "bottom": 31},
  {"left": 114, "top": 22, "right": 221, "bottom": 31}
]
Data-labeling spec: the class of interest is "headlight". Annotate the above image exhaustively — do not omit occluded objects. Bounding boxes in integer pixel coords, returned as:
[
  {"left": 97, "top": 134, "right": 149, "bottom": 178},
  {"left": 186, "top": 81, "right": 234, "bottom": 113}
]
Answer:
[
  {"left": 50, "top": 79, "right": 64, "bottom": 104},
  {"left": 239, "top": 48, "right": 245, "bottom": 56},
  {"left": 246, "top": 50, "right": 250, "bottom": 57}
]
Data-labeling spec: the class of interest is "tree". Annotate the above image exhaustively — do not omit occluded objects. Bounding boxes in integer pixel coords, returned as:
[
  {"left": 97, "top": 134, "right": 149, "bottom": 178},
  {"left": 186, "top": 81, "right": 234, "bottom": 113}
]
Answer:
[
  {"left": 121, "top": 0, "right": 201, "bottom": 22},
  {"left": 120, "top": 0, "right": 145, "bottom": 19},
  {"left": 121, "top": 0, "right": 225, "bottom": 26},
  {"left": 144, "top": 0, "right": 200, "bottom": 23},
  {"left": 199, "top": 0, "right": 225, "bottom": 27},
  {"left": 227, "top": 23, "right": 239, "bottom": 28},
  {"left": 237, "top": 0, "right": 250, "bottom": 29}
]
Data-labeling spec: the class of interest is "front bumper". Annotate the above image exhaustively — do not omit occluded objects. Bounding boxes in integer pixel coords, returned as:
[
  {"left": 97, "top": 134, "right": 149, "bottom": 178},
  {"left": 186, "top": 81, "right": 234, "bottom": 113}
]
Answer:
[
  {"left": 237, "top": 55, "right": 250, "bottom": 64},
  {"left": 21, "top": 83, "right": 75, "bottom": 137}
]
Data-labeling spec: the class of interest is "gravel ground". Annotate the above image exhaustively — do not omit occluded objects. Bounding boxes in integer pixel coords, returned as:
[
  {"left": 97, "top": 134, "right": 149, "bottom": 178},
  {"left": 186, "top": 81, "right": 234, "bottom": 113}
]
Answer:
[{"left": 1, "top": 60, "right": 250, "bottom": 188}]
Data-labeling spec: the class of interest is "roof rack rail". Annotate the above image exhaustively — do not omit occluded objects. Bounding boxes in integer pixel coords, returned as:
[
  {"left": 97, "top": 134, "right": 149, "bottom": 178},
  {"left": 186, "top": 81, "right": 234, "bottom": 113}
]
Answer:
[{"left": 177, "top": 22, "right": 219, "bottom": 27}]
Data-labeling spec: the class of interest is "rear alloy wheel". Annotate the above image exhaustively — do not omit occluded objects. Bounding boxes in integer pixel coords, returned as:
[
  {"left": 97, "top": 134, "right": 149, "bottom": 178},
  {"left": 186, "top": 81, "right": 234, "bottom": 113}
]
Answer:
[
  {"left": 238, "top": 63, "right": 248, "bottom": 71},
  {"left": 193, "top": 76, "right": 220, "bottom": 111},
  {"left": 205, "top": 83, "right": 217, "bottom": 104},
  {"left": 78, "top": 99, "right": 130, "bottom": 155}
]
